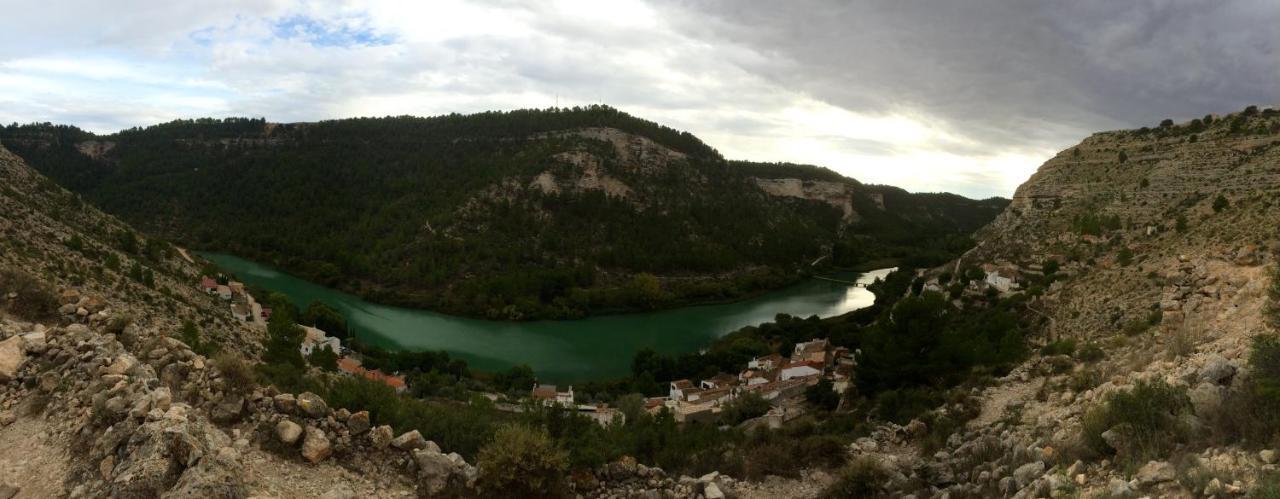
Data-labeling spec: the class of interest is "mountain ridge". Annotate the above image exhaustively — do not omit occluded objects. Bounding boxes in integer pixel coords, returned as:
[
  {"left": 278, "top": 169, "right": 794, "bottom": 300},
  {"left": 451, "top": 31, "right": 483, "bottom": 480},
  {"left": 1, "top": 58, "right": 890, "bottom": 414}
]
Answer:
[{"left": 2, "top": 106, "right": 1007, "bottom": 320}]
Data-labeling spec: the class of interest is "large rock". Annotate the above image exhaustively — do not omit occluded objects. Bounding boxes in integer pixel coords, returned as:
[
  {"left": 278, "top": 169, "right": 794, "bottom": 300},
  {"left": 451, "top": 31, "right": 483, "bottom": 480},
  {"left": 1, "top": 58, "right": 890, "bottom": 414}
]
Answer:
[
  {"left": 1136, "top": 460, "right": 1175, "bottom": 485},
  {"left": 1189, "top": 382, "right": 1224, "bottom": 416},
  {"left": 296, "top": 392, "right": 329, "bottom": 419},
  {"left": 0, "top": 336, "right": 26, "bottom": 383},
  {"left": 412, "top": 447, "right": 471, "bottom": 496},
  {"left": 369, "top": 425, "right": 394, "bottom": 449},
  {"left": 392, "top": 430, "right": 428, "bottom": 450},
  {"left": 301, "top": 427, "right": 332, "bottom": 463},
  {"left": 1199, "top": 355, "right": 1236, "bottom": 385},
  {"left": 276, "top": 420, "right": 303, "bottom": 445},
  {"left": 1013, "top": 461, "right": 1045, "bottom": 489},
  {"left": 347, "top": 410, "right": 370, "bottom": 435},
  {"left": 211, "top": 395, "right": 245, "bottom": 424},
  {"left": 704, "top": 482, "right": 726, "bottom": 499},
  {"left": 273, "top": 393, "right": 297, "bottom": 414},
  {"left": 92, "top": 404, "right": 246, "bottom": 497}
]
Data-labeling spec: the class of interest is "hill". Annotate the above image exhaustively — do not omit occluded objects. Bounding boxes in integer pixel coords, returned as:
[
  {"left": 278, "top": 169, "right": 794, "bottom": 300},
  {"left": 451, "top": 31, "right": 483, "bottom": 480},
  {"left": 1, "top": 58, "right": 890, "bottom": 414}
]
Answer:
[{"left": 1, "top": 106, "right": 1006, "bottom": 319}]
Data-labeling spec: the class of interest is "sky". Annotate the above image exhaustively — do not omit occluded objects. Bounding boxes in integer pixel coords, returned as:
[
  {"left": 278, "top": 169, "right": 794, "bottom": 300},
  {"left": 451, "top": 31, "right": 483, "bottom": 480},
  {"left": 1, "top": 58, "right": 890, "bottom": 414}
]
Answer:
[{"left": 0, "top": 1, "right": 1276, "bottom": 199}]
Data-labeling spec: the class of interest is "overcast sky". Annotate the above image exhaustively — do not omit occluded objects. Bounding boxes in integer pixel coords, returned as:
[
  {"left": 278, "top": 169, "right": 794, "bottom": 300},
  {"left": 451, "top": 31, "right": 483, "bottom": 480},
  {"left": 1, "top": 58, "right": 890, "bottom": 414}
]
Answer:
[{"left": 1, "top": 1, "right": 1276, "bottom": 198}]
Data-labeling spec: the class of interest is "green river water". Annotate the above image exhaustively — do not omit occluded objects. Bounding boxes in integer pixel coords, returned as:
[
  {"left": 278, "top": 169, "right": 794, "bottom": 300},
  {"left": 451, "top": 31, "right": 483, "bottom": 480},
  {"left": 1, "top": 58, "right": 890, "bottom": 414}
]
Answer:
[{"left": 203, "top": 253, "right": 892, "bottom": 383}]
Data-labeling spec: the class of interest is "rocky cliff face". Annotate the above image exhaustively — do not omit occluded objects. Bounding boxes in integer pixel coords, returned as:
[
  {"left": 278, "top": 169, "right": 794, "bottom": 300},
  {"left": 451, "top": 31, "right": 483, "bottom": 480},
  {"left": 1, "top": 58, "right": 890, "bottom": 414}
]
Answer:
[{"left": 862, "top": 107, "right": 1280, "bottom": 498}]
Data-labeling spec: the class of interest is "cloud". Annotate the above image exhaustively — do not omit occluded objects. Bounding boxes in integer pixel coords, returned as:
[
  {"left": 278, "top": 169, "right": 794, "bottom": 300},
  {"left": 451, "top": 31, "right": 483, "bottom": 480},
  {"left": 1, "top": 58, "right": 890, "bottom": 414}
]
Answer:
[{"left": 0, "top": 0, "right": 1274, "bottom": 199}]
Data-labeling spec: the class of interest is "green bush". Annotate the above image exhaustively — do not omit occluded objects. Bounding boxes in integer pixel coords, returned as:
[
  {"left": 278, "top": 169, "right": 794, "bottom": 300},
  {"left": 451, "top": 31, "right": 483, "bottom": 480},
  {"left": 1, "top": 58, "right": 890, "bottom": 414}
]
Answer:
[
  {"left": 720, "top": 391, "right": 770, "bottom": 425},
  {"left": 476, "top": 423, "right": 568, "bottom": 498},
  {"left": 1041, "top": 338, "right": 1077, "bottom": 356},
  {"left": 214, "top": 352, "right": 257, "bottom": 396},
  {"left": 1081, "top": 379, "right": 1191, "bottom": 465},
  {"left": 0, "top": 268, "right": 60, "bottom": 322},
  {"left": 1252, "top": 472, "right": 1280, "bottom": 499},
  {"left": 820, "top": 457, "right": 892, "bottom": 499},
  {"left": 1076, "top": 343, "right": 1105, "bottom": 363}
]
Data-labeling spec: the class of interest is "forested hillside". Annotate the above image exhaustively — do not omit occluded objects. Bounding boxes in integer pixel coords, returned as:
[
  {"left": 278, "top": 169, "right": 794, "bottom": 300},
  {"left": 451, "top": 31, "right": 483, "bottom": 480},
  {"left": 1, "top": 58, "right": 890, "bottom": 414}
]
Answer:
[{"left": 2, "top": 106, "right": 1005, "bottom": 319}]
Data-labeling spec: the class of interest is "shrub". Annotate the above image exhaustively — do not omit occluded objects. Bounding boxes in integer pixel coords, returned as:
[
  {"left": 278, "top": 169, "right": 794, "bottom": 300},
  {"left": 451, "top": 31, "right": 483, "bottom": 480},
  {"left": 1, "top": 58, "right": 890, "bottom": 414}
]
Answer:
[
  {"left": 1213, "top": 194, "right": 1230, "bottom": 213},
  {"left": 214, "top": 352, "right": 257, "bottom": 396},
  {"left": 0, "top": 268, "right": 60, "bottom": 322},
  {"left": 873, "top": 388, "right": 941, "bottom": 424},
  {"left": 720, "top": 391, "right": 770, "bottom": 425},
  {"left": 476, "top": 423, "right": 568, "bottom": 498},
  {"left": 1080, "top": 379, "right": 1191, "bottom": 465},
  {"left": 798, "top": 435, "right": 849, "bottom": 469},
  {"left": 743, "top": 439, "right": 802, "bottom": 480},
  {"left": 1076, "top": 343, "right": 1105, "bottom": 363},
  {"left": 820, "top": 457, "right": 892, "bottom": 499},
  {"left": 1041, "top": 338, "right": 1077, "bottom": 357},
  {"left": 1122, "top": 319, "right": 1150, "bottom": 336}
]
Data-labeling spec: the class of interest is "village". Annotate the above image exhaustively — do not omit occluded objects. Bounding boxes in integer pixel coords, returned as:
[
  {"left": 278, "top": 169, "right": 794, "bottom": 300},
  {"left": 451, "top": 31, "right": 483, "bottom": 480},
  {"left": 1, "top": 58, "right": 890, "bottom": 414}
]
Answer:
[{"left": 199, "top": 275, "right": 409, "bottom": 393}]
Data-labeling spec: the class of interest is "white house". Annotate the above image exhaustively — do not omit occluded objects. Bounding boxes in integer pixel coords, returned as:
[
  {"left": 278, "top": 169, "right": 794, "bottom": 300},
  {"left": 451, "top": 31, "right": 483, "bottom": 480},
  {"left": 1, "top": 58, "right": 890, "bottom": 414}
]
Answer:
[
  {"left": 216, "top": 285, "right": 232, "bottom": 301},
  {"left": 669, "top": 379, "right": 694, "bottom": 401},
  {"left": 299, "top": 326, "right": 341, "bottom": 357},
  {"left": 779, "top": 361, "right": 822, "bottom": 381},
  {"left": 532, "top": 384, "right": 575, "bottom": 407},
  {"left": 982, "top": 264, "right": 1020, "bottom": 293}
]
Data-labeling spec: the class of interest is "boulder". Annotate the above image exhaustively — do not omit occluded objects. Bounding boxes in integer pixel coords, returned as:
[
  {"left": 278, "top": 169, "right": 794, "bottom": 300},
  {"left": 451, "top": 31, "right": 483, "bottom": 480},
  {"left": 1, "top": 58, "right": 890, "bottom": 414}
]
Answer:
[
  {"left": 296, "top": 392, "right": 329, "bottom": 419},
  {"left": 347, "top": 410, "right": 370, "bottom": 435},
  {"left": 1261, "top": 450, "right": 1278, "bottom": 465},
  {"left": 1013, "top": 461, "right": 1045, "bottom": 489},
  {"left": 273, "top": 393, "right": 297, "bottom": 414},
  {"left": 1189, "top": 382, "right": 1224, "bottom": 416},
  {"left": 412, "top": 447, "right": 471, "bottom": 496},
  {"left": 1108, "top": 478, "right": 1133, "bottom": 497},
  {"left": 0, "top": 411, "right": 14, "bottom": 427},
  {"left": 276, "top": 420, "right": 303, "bottom": 446},
  {"left": 101, "top": 354, "right": 137, "bottom": 376},
  {"left": 1199, "top": 355, "right": 1236, "bottom": 385},
  {"left": 704, "top": 482, "right": 725, "bottom": 499},
  {"left": 301, "top": 427, "right": 332, "bottom": 463},
  {"left": 210, "top": 395, "right": 245, "bottom": 424},
  {"left": 60, "top": 289, "right": 81, "bottom": 305},
  {"left": 0, "top": 336, "right": 26, "bottom": 383},
  {"left": 392, "top": 430, "right": 427, "bottom": 450},
  {"left": 369, "top": 425, "right": 394, "bottom": 449},
  {"left": 1136, "top": 460, "right": 1175, "bottom": 485}
]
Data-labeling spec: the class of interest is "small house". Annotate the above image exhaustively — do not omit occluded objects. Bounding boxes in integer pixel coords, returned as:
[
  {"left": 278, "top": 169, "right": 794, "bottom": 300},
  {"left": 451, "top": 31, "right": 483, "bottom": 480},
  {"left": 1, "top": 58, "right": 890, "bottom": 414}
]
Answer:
[
  {"left": 669, "top": 379, "right": 694, "bottom": 401},
  {"left": 747, "top": 354, "right": 783, "bottom": 371},
  {"left": 215, "top": 285, "right": 232, "bottom": 301},
  {"left": 532, "top": 384, "right": 574, "bottom": 407},
  {"left": 779, "top": 360, "right": 822, "bottom": 381},
  {"left": 231, "top": 303, "right": 251, "bottom": 322},
  {"left": 299, "top": 326, "right": 341, "bottom": 357},
  {"left": 200, "top": 276, "right": 217, "bottom": 294},
  {"left": 792, "top": 338, "right": 831, "bottom": 366}
]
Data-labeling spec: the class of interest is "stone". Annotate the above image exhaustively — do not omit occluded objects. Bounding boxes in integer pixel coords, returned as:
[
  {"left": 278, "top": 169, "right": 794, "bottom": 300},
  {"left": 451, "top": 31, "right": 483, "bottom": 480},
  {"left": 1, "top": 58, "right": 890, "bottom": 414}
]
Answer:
[
  {"left": 1261, "top": 450, "right": 1278, "bottom": 464},
  {"left": 0, "top": 484, "right": 18, "bottom": 499},
  {"left": 0, "top": 336, "right": 26, "bottom": 383},
  {"left": 1013, "top": 461, "right": 1045, "bottom": 489},
  {"left": 347, "top": 410, "right": 370, "bottom": 435},
  {"left": 1199, "top": 355, "right": 1236, "bottom": 385},
  {"left": 320, "top": 485, "right": 357, "bottom": 499},
  {"left": 101, "top": 354, "right": 137, "bottom": 376},
  {"left": 0, "top": 411, "right": 14, "bottom": 426},
  {"left": 704, "top": 482, "right": 725, "bottom": 499},
  {"left": 392, "top": 430, "right": 428, "bottom": 450},
  {"left": 301, "top": 427, "right": 332, "bottom": 463},
  {"left": 1108, "top": 478, "right": 1133, "bottom": 496},
  {"left": 60, "top": 289, "right": 81, "bottom": 304},
  {"left": 211, "top": 395, "right": 245, "bottom": 424},
  {"left": 273, "top": 393, "right": 297, "bottom": 414},
  {"left": 369, "top": 425, "right": 394, "bottom": 449},
  {"left": 413, "top": 447, "right": 470, "bottom": 497},
  {"left": 296, "top": 392, "right": 329, "bottom": 419},
  {"left": 905, "top": 419, "right": 928, "bottom": 438},
  {"left": 1135, "top": 460, "right": 1175, "bottom": 485},
  {"left": 276, "top": 420, "right": 303, "bottom": 445},
  {"left": 1189, "top": 382, "right": 1224, "bottom": 416}
]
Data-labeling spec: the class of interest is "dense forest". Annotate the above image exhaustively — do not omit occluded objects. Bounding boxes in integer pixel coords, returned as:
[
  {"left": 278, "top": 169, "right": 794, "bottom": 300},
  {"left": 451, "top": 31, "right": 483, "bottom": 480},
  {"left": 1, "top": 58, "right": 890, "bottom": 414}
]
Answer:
[{"left": 1, "top": 106, "right": 1006, "bottom": 319}]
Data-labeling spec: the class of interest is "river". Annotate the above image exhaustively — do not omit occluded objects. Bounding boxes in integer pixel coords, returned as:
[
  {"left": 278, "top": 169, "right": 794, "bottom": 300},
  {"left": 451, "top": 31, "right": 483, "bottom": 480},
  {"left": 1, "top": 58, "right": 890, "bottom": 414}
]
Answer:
[{"left": 202, "top": 253, "right": 892, "bottom": 383}]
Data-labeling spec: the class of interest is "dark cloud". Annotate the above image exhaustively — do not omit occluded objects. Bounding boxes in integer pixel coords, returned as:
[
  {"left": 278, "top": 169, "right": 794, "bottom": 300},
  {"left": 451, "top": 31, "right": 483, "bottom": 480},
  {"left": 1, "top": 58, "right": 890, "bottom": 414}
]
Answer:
[{"left": 659, "top": 0, "right": 1279, "bottom": 148}]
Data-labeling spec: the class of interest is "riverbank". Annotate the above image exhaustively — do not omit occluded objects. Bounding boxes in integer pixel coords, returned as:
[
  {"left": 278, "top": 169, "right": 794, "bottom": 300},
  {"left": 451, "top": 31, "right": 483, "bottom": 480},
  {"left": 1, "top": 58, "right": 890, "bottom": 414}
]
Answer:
[{"left": 202, "top": 252, "right": 892, "bottom": 383}]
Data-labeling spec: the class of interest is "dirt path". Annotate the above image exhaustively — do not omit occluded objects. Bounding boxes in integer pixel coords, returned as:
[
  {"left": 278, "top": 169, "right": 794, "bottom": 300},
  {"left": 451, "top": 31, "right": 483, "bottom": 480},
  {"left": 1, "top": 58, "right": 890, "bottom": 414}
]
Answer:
[
  {"left": 970, "top": 377, "right": 1037, "bottom": 429},
  {"left": 0, "top": 416, "right": 70, "bottom": 498},
  {"left": 240, "top": 447, "right": 415, "bottom": 498}
]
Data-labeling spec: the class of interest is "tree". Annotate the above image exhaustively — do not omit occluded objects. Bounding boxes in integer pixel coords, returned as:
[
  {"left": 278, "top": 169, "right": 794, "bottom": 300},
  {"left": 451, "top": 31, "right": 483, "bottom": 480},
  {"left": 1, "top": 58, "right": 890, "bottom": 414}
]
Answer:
[
  {"left": 1159, "top": 118, "right": 1174, "bottom": 128},
  {"left": 1175, "top": 214, "right": 1188, "bottom": 233},
  {"left": 307, "top": 346, "right": 338, "bottom": 372},
  {"left": 805, "top": 378, "right": 841, "bottom": 411},
  {"left": 302, "top": 301, "right": 348, "bottom": 338},
  {"left": 615, "top": 393, "right": 647, "bottom": 424},
  {"left": 1118, "top": 151, "right": 1128, "bottom": 163},
  {"left": 263, "top": 306, "right": 305, "bottom": 369},
  {"left": 1213, "top": 194, "right": 1230, "bottom": 213},
  {"left": 476, "top": 424, "right": 568, "bottom": 498},
  {"left": 1117, "top": 247, "right": 1133, "bottom": 267}
]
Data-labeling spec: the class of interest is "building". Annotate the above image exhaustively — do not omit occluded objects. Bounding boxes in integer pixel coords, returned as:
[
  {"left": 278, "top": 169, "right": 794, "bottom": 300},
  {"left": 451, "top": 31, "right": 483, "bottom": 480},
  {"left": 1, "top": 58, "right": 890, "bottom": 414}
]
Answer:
[
  {"left": 982, "top": 264, "right": 1021, "bottom": 293},
  {"left": 215, "top": 285, "right": 232, "bottom": 301},
  {"left": 261, "top": 307, "right": 273, "bottom": 320},
  {"left": 644, "top": 397, "right": 670, "bottom": 415},
  {"left": 700, "top": 373, "right": 739, "bottom": 390},
  {"left": 299, "top": 326, "right": 341, "bottom": 357},
  {"left": 747, "top": 354, "right": 783, "bottom": 371},
  {"left": 532, "top": 384, "right": 575, "bottom": 407},
  {"left": 792, "top": 339, "right": 831, "bottom": 366},
  {"left": 669, "top": 379, "right": 694, "bottom": 401},
  {"left": 738, "top": 369, "right": 774, "bottom": 386},
  {"left": 200, "top": 276, "right": 217, "bottom": 294},
  {"left": 337, "top": 357, "right": 407, "bottom": 393},
  {"left": 578, "top": 405, "right": 624, "bottom": 427},
  {"left": 228, "top": 281, "right": 245, "bottom": 298},
  {"left": 779, "top": 360, "right": 822, "bottom": 381}
]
